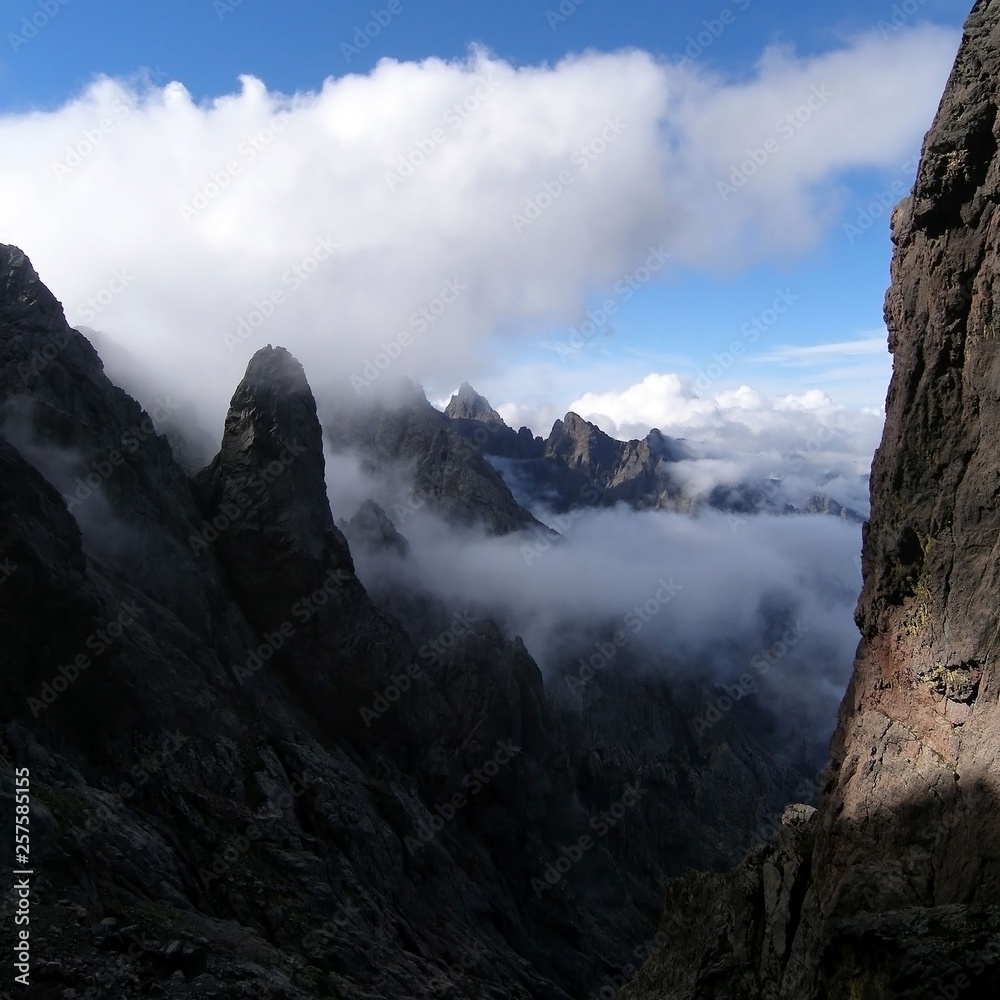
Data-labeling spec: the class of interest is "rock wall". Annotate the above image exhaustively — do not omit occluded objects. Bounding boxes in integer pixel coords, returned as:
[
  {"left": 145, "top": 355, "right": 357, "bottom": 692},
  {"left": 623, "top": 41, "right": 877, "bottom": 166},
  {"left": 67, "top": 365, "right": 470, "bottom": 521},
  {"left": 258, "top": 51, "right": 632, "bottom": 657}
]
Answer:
[{"left": 621, "top": 2, "right": 1000, "bottom": 997}]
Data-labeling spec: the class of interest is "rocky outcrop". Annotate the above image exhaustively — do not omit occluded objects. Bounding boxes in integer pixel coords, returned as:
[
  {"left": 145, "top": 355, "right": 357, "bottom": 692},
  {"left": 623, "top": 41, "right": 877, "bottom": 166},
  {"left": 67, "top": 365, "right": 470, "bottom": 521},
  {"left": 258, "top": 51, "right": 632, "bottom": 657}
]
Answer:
[
  {"left": 444, "top": 381, "right": 509, "bottom": 428},
  {"left": 444, "top": 390, "right": 692, "bottom": 513},
  {"left": 622, "top": 3, "right": 1000, "bottom": 997},
  {"left": 339, "top": 498, "right": 411, "bottom": 558},
  {"left": 545, "top": 411, "right": 628, "bottom": 482},
  {"left": 810, "top": 0, "right": 1000, "bottom": 958},
  {"left": 797, "top": 493, "right": 864, "bottom": 524},
  {"left": 445, "top": 382, "right": 546, "bottom": 461},
  {"left": 322, "top": 380, "right": 547, "bottom": 534},
  {"left": 619, "top": 804, "right": 818, "bottom": 1000}
]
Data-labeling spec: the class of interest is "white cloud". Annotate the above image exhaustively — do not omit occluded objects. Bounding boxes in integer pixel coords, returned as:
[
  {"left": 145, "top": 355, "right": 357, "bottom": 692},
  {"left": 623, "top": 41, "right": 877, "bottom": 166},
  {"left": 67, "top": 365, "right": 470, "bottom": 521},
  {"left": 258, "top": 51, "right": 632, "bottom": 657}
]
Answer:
[
  {"left": 752, "top": 336, "right": 888, "bottom": 366},
  {"left": 0, "top": 27, "right": 956, "bottom": 436},
  {"left": 328, "top": 450, "right": 863, "bottom": 736}
]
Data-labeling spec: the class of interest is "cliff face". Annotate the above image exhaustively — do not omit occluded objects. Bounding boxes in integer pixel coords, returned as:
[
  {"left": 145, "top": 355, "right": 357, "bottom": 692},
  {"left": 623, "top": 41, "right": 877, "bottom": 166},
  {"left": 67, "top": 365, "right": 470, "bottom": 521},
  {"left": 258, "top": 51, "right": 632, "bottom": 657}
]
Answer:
[
  {"left": 621, "top": 3, "right": 1000, "bottom": 997},
  {"left": 819, "top": 0, "right": 1000, "bottom": 918}
]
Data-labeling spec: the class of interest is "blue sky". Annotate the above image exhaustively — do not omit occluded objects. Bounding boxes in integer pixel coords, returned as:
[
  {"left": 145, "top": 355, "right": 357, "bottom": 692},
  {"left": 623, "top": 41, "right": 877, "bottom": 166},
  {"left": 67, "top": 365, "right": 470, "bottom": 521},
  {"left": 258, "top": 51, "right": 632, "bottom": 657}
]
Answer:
[
  {"left": 0, "top": 0, "right": 965, "bottom": 106},
  {"left": 0, "top": 0, "right": 971, "bottom": 447}
]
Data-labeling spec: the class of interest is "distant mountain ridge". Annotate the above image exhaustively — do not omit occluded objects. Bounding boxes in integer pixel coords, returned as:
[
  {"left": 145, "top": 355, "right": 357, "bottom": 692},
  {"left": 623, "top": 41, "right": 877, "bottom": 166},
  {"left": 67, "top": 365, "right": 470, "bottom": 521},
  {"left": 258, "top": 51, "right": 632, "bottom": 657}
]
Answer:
[
  {"left": 445, "top": 381, "right": 863, "bottom": 521},
  {"left": 323, "top": 379, "right": 864, "bottom": 529}
]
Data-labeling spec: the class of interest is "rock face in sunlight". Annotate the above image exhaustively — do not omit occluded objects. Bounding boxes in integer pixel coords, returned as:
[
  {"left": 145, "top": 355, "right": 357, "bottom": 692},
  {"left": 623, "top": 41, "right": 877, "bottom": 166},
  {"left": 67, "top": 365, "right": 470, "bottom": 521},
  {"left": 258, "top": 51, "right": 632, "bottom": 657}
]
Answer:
[
  {"left": 0, "top": 244, "right": 821, "bottom": 998},
  {"left": 621, "top": 3, "right": 1000, "bottom": 997}
]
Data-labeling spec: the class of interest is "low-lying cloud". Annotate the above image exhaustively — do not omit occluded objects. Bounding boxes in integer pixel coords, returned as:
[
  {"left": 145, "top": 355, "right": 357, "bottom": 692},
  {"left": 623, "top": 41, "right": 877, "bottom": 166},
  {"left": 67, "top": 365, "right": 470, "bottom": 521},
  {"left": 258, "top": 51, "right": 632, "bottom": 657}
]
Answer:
[{"left": 325, "top": 446, "right": 862, "bottom": 739}]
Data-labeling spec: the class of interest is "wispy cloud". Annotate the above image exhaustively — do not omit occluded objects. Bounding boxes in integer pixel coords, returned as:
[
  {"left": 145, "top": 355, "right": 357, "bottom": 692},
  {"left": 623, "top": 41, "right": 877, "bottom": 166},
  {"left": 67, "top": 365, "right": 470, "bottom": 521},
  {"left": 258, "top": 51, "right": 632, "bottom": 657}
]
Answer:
[{"left": 751, "top": 335, "right": 887, "bottom": 367}]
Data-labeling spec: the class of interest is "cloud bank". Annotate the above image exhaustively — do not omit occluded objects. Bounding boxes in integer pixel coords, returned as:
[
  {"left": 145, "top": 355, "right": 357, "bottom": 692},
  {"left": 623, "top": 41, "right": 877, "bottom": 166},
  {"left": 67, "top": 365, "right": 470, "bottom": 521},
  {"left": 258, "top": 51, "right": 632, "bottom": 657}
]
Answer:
[
  {"left": 0, "top": 26, "right": 956, "bottom": 437},
  {"left": 324, "top": 448, "right": 863, "bottom": 740}
]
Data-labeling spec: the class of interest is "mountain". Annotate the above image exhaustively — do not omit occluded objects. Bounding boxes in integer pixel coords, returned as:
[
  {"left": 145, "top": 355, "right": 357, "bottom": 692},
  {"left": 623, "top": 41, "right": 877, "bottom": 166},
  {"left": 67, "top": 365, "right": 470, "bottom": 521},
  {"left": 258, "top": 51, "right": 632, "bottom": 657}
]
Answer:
[
  {"left": 441, "top": 384, "right": 863, "bottom": 521},
  {"left": 321, "top": 378, "right": 548, "bottom": 536},
  {"left": 444, "top": 381, "right": 510, "bottom": 428},
  {"left": 0, "top": 245, "right": 818, "bottom": 998},
  {"left": 620, "top": 3, "right": 1000, "bottom": 997}
]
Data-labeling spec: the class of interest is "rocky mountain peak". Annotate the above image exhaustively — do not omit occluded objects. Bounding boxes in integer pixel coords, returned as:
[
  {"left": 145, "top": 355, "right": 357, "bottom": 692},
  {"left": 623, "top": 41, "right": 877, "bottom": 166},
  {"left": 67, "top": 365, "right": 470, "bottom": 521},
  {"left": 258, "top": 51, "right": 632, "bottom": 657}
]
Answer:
[
  {"left": 545, "top": 410, "right": 623, "bottom": 479},
  {"left": 196, "top": 345, "right": 353, "bottom": 629},
  {"left": 444, "top": 380, "right": 507, "bottom": 427},
  {"left": 1, "top": 244, "right": 55, "bottom": 316},
  {"left": 0, "top": 245, "right": 105, "bottom": 392},
  {"left": 241, "top": 342, "right": 310, "bottom": 392},
  {"left": 339, "top": 497, "right": 410, "bottom": 557},
  {"left": 643, "top": 426, "right": 688, "bottom": 462},
  {"left": 223, "top": 344, "right": 322, "bottom": 458}
]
